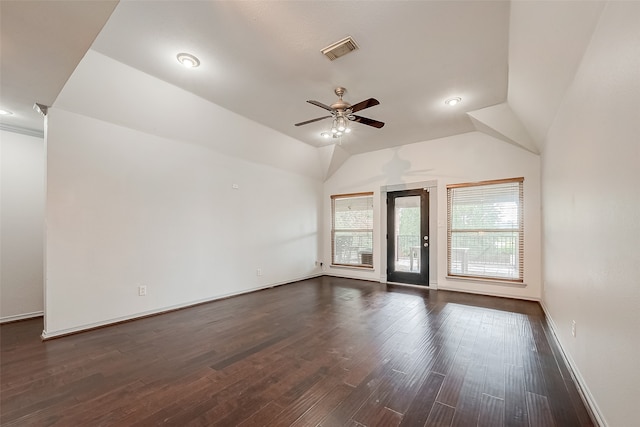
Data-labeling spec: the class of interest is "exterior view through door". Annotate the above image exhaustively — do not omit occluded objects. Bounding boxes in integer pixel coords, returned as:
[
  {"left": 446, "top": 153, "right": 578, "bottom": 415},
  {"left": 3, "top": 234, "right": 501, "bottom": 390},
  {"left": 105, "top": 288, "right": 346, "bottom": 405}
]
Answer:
[{"left": 386, "top": 189, "right": 429, "bottom": 285}]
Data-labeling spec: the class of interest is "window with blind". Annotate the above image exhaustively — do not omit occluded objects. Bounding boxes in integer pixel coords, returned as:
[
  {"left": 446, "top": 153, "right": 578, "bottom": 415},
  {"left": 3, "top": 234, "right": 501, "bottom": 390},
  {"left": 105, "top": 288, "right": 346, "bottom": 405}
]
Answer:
[
  {"left": 447, "top": 178, "right": 524, "bottom": 282},
  {"left": 331, "top": 193, "right": 374, "bottom": 268}
]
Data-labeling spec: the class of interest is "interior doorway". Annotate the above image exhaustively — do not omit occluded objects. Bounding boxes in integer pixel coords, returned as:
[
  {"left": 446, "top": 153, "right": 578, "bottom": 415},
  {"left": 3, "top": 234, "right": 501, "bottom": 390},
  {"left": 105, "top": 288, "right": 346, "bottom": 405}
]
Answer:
[{"left": 386, "top": 189, "right": 429, "bottom": 285}]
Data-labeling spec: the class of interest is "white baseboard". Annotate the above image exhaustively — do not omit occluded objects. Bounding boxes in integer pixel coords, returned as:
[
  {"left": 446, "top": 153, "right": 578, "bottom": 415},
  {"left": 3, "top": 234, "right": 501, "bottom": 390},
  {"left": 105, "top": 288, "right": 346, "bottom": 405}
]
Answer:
[
  {"left": 324, "top": 271, "right": 378, "bottom": 282},
  {"left": 0, "top": 311, "right": 44, "bottom": 324},
  {"left": 41, "top": 273, "right": 322, "bottom": 340},
  {"left": 436, "top": 284, "right": 540, "bottom": 302},
  {"left": 539, "top": 301, "right": 607, "bottom": 427}
]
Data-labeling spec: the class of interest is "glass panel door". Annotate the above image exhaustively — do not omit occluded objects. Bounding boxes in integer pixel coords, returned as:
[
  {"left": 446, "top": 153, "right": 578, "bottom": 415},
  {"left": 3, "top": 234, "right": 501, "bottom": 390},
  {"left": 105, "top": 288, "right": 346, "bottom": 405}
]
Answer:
[{"left": 386, "top": 189, "right": 429, "bottom": 285}]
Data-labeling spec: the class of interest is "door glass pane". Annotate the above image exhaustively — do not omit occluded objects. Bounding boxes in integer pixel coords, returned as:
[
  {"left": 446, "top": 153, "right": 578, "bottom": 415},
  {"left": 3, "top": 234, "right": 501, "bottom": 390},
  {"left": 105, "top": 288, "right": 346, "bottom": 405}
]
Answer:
[{"left": 394, "top": 196, "right": 420, "bottom": 272}]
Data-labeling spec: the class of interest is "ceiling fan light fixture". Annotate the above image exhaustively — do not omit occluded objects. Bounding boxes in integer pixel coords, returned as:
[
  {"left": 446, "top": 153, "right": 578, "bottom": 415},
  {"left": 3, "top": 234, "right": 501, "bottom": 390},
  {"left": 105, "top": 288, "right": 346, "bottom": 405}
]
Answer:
[
  {"left": 294, "top": 86, "right": 384, "bottom": 136},
  {"left": 445, "top": 97, "right": 462, "bottom": 106},
  {"left": 328, "top": 115, "right": 350, "bottom": 137},
  {"left": 177, "top": 53, "right": 200, "bottom": 68}
]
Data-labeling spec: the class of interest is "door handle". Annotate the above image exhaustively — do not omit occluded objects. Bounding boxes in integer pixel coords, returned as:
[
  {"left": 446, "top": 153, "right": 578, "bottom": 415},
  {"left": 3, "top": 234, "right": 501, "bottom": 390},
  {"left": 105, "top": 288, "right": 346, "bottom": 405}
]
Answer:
[{"left": 424, "top": 243, "right": 428, "bottom": 247}]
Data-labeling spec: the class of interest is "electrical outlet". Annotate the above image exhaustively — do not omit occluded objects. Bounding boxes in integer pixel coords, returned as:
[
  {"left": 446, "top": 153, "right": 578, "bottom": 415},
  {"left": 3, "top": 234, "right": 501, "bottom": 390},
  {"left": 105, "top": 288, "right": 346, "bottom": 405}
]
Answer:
[
  {"left": 571, "top": 320, "right": 576, "bottom": 337},
  {"left": 138, "top": 285, "right": 147, "bottom": 296},
  {"left": 256, "top": 268, "right": 262, "bottom": 276}
]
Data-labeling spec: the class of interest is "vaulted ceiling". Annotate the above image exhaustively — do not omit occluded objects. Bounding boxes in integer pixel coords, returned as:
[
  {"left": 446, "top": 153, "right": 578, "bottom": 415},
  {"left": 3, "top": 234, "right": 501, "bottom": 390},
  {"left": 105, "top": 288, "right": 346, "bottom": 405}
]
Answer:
[
  {"left": 0, "top": 1, "right": 118, "bottom": 135},
  {"left": 0, "top": 1, "right": 605, "bottom": 157}
]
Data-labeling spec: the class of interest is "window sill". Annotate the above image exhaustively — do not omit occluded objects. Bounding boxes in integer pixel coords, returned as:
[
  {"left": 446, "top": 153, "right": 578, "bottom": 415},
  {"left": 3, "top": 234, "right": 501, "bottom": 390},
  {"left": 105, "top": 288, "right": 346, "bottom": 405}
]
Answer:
[{"left": 445, "top": 275, "right": 526, "bottom": 287}]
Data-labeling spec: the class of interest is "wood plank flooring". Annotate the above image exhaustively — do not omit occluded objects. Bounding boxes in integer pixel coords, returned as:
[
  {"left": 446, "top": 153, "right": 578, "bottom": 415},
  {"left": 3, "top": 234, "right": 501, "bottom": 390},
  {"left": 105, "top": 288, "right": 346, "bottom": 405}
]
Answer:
[{"left": 1, "top": 276, "right": 593, "bottom": 426}]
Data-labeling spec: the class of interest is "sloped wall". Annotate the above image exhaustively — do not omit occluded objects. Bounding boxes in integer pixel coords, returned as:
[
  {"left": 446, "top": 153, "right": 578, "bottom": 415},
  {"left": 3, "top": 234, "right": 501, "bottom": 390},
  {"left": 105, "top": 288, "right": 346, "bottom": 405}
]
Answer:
[{"left": 54, "top": 50, "right": 324, "bottom": 181}]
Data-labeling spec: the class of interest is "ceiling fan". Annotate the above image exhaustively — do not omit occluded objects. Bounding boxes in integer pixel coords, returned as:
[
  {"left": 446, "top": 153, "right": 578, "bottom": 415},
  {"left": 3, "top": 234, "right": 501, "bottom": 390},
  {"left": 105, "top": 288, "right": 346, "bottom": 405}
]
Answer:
[{"left": 294, "top": 87, "right": 384, "bottom": 138}]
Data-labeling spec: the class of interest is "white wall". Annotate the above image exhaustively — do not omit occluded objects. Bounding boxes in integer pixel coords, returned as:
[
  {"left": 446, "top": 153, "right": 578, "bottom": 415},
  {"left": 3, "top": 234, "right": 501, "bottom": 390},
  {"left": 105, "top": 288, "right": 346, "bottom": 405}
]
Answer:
[
  {"left": 324, "top": 131, "right": 542, "bottom": 301},
  {"left": 541, "top": 3, "right": 640, "bottom": 426},
  {"left": 0, "top": 130, "right": 44, "bottom": 322},
  {"left": 44, "top": 109, "right": 322, "bottom": 336},
  {"left": 43, "top": 49, "right": 325, "bottom": 337}
]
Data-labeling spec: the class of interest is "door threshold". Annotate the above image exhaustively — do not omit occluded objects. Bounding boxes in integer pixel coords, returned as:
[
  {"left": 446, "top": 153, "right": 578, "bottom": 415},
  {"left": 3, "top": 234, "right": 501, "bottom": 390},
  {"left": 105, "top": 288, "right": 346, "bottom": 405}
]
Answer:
[{"left": 386, "top": 281, "right": 430, "bottom": 289}]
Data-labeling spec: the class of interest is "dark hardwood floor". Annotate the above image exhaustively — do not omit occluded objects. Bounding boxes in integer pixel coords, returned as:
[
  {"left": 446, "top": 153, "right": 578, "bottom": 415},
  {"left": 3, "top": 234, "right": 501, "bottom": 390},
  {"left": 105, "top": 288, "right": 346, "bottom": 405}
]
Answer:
[{"left": 1, "top": 276, "right": 593, "bottom": 426}]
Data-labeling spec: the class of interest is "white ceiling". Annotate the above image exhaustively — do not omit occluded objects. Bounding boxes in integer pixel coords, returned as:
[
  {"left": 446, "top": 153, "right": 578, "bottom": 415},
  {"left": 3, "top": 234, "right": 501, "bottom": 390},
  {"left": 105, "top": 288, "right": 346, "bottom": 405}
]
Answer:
[{"left": 0, "top": 1, "right": 604, "bottom": 157}]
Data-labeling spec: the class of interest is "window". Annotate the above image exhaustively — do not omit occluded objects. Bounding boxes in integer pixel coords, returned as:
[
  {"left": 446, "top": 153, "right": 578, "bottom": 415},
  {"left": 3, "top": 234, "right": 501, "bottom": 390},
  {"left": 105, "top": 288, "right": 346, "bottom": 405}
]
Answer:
[
  {"left": 331, "top": 193, "right": 374, "bottom": 268},
  {"left": 447, "top": 178, "right": 523, "bottom": 282}
]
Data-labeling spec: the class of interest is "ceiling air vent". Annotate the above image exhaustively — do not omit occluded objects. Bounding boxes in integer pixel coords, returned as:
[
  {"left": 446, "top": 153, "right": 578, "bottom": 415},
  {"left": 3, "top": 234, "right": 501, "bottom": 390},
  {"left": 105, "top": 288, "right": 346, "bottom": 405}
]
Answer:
[{"left": 321, "top": 36, "right": 359, "bottom": 61}]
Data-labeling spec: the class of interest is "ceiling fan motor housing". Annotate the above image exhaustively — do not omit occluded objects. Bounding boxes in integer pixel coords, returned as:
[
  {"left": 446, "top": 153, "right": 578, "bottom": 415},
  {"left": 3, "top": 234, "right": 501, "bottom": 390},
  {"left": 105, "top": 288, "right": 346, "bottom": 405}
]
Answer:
[{"left": 331, "top": 87, "right": 351, "bottom": 111}]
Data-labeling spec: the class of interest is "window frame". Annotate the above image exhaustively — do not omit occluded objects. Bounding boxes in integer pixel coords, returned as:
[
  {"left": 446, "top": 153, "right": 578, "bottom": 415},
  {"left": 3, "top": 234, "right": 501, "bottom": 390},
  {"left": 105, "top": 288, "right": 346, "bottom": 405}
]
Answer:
[
  {"left": 331, "top": 192, "right": 374, "bottom": 269},
  {"left": 446, "top": 177, "right": 524, "bottom": 283}
]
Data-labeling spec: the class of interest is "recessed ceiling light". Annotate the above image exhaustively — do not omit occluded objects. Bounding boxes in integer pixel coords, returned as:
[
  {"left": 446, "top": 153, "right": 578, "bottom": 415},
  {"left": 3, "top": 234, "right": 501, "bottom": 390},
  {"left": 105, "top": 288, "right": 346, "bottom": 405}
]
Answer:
[
  {"left": 445, "top": 97, "right": 462, "bottom": 106},
  {"left": 176, "top": 53, "right": 200, "bottom": 68},
  {"left": 0, "top": 109, "right": 13, "bottom": 116}
]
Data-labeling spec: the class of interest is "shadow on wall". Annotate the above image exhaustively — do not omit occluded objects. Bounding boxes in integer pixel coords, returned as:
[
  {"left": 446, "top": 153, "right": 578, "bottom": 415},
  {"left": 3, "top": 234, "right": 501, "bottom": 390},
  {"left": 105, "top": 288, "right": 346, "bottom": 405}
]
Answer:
[{"left": 340, "top": 148, "right": 435, "bottom": 191}]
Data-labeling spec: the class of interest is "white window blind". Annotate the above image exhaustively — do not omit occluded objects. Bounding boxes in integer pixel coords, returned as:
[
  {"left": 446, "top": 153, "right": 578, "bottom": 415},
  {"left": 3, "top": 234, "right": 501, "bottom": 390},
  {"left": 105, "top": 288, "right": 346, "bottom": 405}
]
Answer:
[
  {"left": 331, "top": 193, "right": 374, "bottom": 268},
  {"left": 447, "top": 178, "right": 524, "bottom": 282}
]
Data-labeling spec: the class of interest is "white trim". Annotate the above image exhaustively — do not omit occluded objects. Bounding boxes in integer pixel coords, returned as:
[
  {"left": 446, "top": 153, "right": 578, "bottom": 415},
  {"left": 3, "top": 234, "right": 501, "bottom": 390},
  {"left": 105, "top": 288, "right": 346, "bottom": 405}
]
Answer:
[
  {"left": 0, "top": 123, "right": 44, "bottom": 138},
  {"left": 380, "top": 180, "right": 439, "bottom": 290},
  {"left": 43, "top": 114, "right": 49, "bottom": 333},
  {"left": 325, "top": 271, "right": 379, "bottom": 282},
  {"left": 539, "top": 301, "right": 607, "bottom": 427},
  {"left": 437, "top": 285, "right": 539, "bottom": 301},
  {"left": 41, "top": 273, "right": 321, "bottom": 340},
  {"left": 0, "top": 311, "right": 44, "bottom": 324},
  {"left": 445, "top": 275, "right": 527, "bottom": 287},
  {"left": 329, "top": 264, "right": 375, "bottom": 272},
  {"left": 381, "top": 180, "right": 438, "bottom": 192}
]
